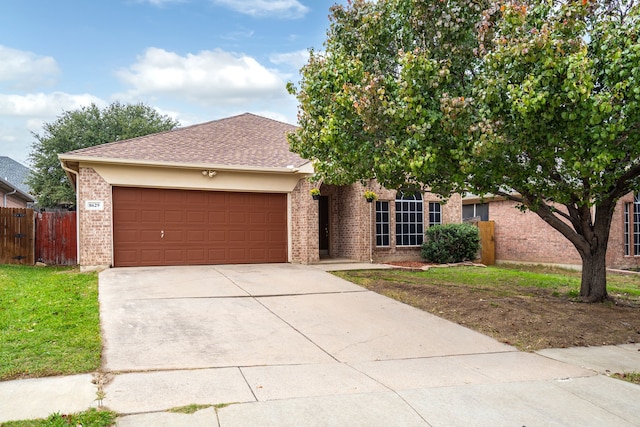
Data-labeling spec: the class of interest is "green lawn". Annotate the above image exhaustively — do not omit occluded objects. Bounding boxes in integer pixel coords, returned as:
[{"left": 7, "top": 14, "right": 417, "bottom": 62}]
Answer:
[
  {"left": 339, "top": 264, "right": 640, "bottom": 299},
  {"left": 2, "top": 409, "right": 117, "bottom": 427},
  {"left": 0, "top": 265, "right": 102, "bottom": 380}
]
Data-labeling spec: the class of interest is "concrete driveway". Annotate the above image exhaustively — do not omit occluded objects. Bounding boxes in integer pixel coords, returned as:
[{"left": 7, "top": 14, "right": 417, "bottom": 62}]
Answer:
[{"left": 98, "top": 264, "right": 640, "bottom": 426}]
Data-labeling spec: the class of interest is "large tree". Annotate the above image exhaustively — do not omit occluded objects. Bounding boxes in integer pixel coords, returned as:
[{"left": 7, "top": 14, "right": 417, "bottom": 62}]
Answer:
[
  {"left": 28, "top": 102, "right": 179, "bottom": 208},
  {"left": 288, "top": 0, "right": 640, "bottom": 302}
]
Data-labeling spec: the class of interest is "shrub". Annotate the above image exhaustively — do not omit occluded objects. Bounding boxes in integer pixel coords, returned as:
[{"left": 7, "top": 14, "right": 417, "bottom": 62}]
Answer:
[{"left": 421, "top": 223, "right": 480, "bottom": 263}]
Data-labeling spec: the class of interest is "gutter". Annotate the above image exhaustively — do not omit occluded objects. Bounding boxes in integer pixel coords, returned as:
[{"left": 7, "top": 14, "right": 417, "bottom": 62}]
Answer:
[
  {"left": 3, "top": 188, "right": 17, "bottom": 207},
  {"left": 60, "top": 160, "right": 81, "bottom": 266}
]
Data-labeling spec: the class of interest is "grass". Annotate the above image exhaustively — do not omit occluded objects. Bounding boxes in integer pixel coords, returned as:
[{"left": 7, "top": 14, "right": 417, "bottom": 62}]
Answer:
[
  {"left": 336, "top": 264, "right": 640, "bottom": 299},
  {"left": 612, "top": 371, "right": 640, "bottom": 385},
  {"left": 0, "top": 265, "right": 102, "bottom": 380},
  {"left": 1, "top": 409, "right": 117, "bottom": 427},
  {"left": 167, "top": 404, "right": 213, "bottom": 414}
]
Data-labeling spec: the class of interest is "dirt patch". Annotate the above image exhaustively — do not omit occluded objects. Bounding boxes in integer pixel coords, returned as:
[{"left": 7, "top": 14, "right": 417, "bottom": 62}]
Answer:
[{"left": 339, "top": 269, "right": 640, "bottom": 351}]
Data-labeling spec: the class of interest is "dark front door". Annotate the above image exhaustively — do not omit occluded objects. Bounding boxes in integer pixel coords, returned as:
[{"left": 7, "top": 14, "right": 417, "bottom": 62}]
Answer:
[{"left": 318, "top": 195, "right": 329, "bottom": 256}]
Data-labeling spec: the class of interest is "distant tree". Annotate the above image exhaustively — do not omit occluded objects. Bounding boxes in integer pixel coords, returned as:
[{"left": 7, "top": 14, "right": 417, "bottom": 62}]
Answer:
[
  {"left": 27, "top": 102, "right": 179, "bottom": 207},
  {"left": 288, "top": 0, "right": 640, "bottom": 302}
]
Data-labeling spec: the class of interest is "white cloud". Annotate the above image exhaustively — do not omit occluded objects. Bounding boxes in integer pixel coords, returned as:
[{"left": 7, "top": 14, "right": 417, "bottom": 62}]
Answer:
[
  {"left": 269, "top": 49, "right": 309, "bottom": 71},
  {"left": 213, "top": 0, "right": 309, "bottom": 18},
  {"left": 0, "top": 45, "right": 60, "bottom": 90},
  {"left": 0, "top": 92, "right": 105, "bottom": 117},
  {"left": 220, "top": 29, "right": 255, "bottom": 41},
  {"left": 117, "top": 47, "right": 288, "bottom": 105},
  {"left": 136, "top": 0, "right": 187, "bottom": 6}
]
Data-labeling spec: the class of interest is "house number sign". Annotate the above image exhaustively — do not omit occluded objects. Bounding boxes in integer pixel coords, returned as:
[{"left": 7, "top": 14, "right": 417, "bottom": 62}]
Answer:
[{"left": 85, "top": 200, "right": 104, "bottom": 211}]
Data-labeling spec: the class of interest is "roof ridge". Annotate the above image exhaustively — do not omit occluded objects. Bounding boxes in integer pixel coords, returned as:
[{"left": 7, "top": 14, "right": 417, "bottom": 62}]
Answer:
[{"left": 59, "top": 113, "right": 307, "bottom": 169}]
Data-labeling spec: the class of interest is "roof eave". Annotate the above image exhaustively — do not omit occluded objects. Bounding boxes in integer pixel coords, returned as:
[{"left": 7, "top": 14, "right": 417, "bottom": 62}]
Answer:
[
  {"left": 0, "top": 176, "right": 35, "bottom": 203},
  {"left": 58, "top": 154, "right": 312, "bottom": 175}
]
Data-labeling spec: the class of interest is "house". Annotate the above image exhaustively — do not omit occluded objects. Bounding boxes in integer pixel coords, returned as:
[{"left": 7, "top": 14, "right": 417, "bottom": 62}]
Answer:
[
  {"left": 462, "top": 193, "right": 640, "bottom": 270},
  {"left": 58, "top": 113, "right": 461, "bottom": 271},
  {"left": 0, "top": 157, "right": 35, "bottom": 208}
]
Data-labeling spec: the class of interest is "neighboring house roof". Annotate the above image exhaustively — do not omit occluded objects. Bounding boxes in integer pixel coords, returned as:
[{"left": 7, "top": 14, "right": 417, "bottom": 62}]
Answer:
[
  {"left": 59, "top": 113, "right": 309, "bottom": 170},
  {"left": 0, "top": 156, "right": 33, "bottom": 196},
  {"left": 0, "top": 175, "right": 35, "bottom": 205}
]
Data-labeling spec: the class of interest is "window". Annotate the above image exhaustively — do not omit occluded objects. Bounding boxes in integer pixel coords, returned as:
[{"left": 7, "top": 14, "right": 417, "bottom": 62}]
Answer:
[
  {"left": 634, "top": 194, "right": 640, "bottom": 256},
  {"left": 375, "top": 201, "right": 390, "bottom": 247},
  {"left": 625, "top": 203, "right": 630, "bottom": 256},
  {"left": 428, "top": 202, "right": 442, "bottom": 226},
  {"left": 396, "top": 192, "right": 424, "bottom": 246},
  {"left": 462, "top": 203, "right": 489, "bottom": 221},
  {"left": 622, "top": 195, "right": 640, "bottom": 257}
]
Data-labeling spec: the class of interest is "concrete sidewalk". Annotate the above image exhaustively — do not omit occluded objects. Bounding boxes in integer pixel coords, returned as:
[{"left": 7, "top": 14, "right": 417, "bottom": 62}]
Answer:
[{"left": 1, "top": 263, "right": 639, "bottom": 426}]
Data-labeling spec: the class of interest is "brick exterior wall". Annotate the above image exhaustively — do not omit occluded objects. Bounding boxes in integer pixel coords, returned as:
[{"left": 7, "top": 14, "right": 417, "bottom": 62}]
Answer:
[
  {"left": 73, "top": 170, "right": 466, "bottom": 268},
  {"left": 297, "top": 181, "right": 463, "bottom": 264},
  {"left": 489, "top": 195, "right": 640, "bottom": 269},
  {"left": 320, "top": 183, "right": 370, "bottom": 261},
  {"left": 290, "top": 179, "right": 319, "bottom": 264},
  {"left": 78, "top": 167, "right": 113, "bottom": 269}
]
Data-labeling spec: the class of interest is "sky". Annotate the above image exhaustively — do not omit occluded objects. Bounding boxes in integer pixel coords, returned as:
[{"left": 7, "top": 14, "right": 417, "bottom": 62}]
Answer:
[{"left": 0, "top": 0, "right": 344, "bottom": 166}]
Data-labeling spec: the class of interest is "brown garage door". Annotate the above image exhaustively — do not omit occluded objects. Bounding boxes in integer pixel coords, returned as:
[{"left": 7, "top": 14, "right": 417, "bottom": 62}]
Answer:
[{"left": 113, "top": 187, "right": 287, "bottom": 267}]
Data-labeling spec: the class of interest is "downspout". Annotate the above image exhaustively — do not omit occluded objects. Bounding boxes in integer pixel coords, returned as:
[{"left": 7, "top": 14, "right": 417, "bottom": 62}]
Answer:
[
  {"left": 60, "top": 161, "right": 81, "bottom": 266},
  {"left": 3, "top": 188, "right": 18, "bottom": 207}
]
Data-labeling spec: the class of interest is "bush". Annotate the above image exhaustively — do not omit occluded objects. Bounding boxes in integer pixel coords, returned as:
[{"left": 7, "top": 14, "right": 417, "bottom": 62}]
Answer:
[{"left": 421, "top": 223, "right": 480, "bottom": 264}]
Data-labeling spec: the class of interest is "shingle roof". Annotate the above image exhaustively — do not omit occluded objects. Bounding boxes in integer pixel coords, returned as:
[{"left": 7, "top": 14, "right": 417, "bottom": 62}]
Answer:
[
  {"left": 0, "top": 156, "right": 33, "bottom": 195},
  {"left": 62, "top": 113, "right": 308, "bottom": 169}
]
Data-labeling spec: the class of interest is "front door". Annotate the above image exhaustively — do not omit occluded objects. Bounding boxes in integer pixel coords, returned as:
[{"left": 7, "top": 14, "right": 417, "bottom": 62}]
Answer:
[{"left": 318, "top": 195, "right": 329, "bottom": 257}]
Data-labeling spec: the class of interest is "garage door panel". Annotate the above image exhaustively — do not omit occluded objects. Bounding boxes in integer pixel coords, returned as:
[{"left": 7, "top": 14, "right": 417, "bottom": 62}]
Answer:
[
  {"left": 140, "top": 249, "right": 163, "bottom": 262},
  {"left": 140, "top": 230, "right": 161, "bottom": 242},
  {"left": 249, "top": 212, "right": 266, "bottom": 224},
  {"left": 163, "top": 249, "right": 186, "bottom": 263},
  {"left": 186, "top": 191, "right": 208, "bottom": 204},
  {"left": 229, "top": 230, "right": 246, "bottom": 241},
  {"left": 187, "top": 230, "right": 205, "bottom": 241},
  {"left": 140, "top": 189, "right": 164, "bottom": 202},
  {"left": 164, "top": 210, "right": 185, "bottom": 223},
  {"left": 229, "top": 248, "right": 248, "bottom": 260},
  {"left": 115, "top": 230, "right": 139, "bottom": 243},
  {"left": 162, "top": 190, "right": 186, "bottom": 204},
  {"left": 186, "top": 249, "right": 206, "bottom": 262},
  {"left": 139, "top": 209, "right": 161, "bottom": 222},
  {"left": 250, "top": 230, "right": 266, "bottom": 241},
  {"left": 164, "top": 230, "right": 184, "bottom": 242},
  {"left": 208, "top": 248, "right": 227, "bottom": 259},
  {"left": 113, "top": 187, "right": 287, "bottom": 267},
  {"left": 187, "top": 211, "right": 206, "bottom": 223},
  {"left": 208, "top": 230, "right": 226, "bottom": 241},
  {"left": 116, "top": 209, "right": 140, "bottom": 222},
  {"left": 229, "top": 211, "right": 248, "bottom": 224}
]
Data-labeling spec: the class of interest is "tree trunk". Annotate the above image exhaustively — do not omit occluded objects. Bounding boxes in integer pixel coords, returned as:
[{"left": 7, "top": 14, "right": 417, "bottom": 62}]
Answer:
[{"left": 578, "top": 245, "right": 608, "bottom": 302}]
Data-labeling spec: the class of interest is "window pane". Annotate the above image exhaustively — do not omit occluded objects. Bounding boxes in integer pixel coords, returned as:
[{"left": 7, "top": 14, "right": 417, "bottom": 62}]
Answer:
[
  {"left": 625, "top": 203, "right": 630, "bottom": 256},
  {"left": 428, "top": 202, "right": 441, "bottom": 226},
  {"left": 395, "top": 192, "right": 425, "bottom": 246},
  {"left": 476, "top": 204, "right": 489, "bottom": 221},
  {"left": 376, "top": 201, "right": 390, "bottom": 247},
  {"left": 462, "top": 205, "right": 474, "bottom": 219}
]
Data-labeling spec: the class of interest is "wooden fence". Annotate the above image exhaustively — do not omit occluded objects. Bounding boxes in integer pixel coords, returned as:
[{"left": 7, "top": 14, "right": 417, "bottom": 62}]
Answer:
[
  {"left": 35, "top": 211, "right": 77, "bottom": 266},
  {"left": 0, "top": 207, "right": 35, "bottom": 265},
  {"left": 0, "top": 207, "right": 77, "bottom": 266},
  {"left": 478, "top": 221, "right": 495, "bottom": 265}
]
